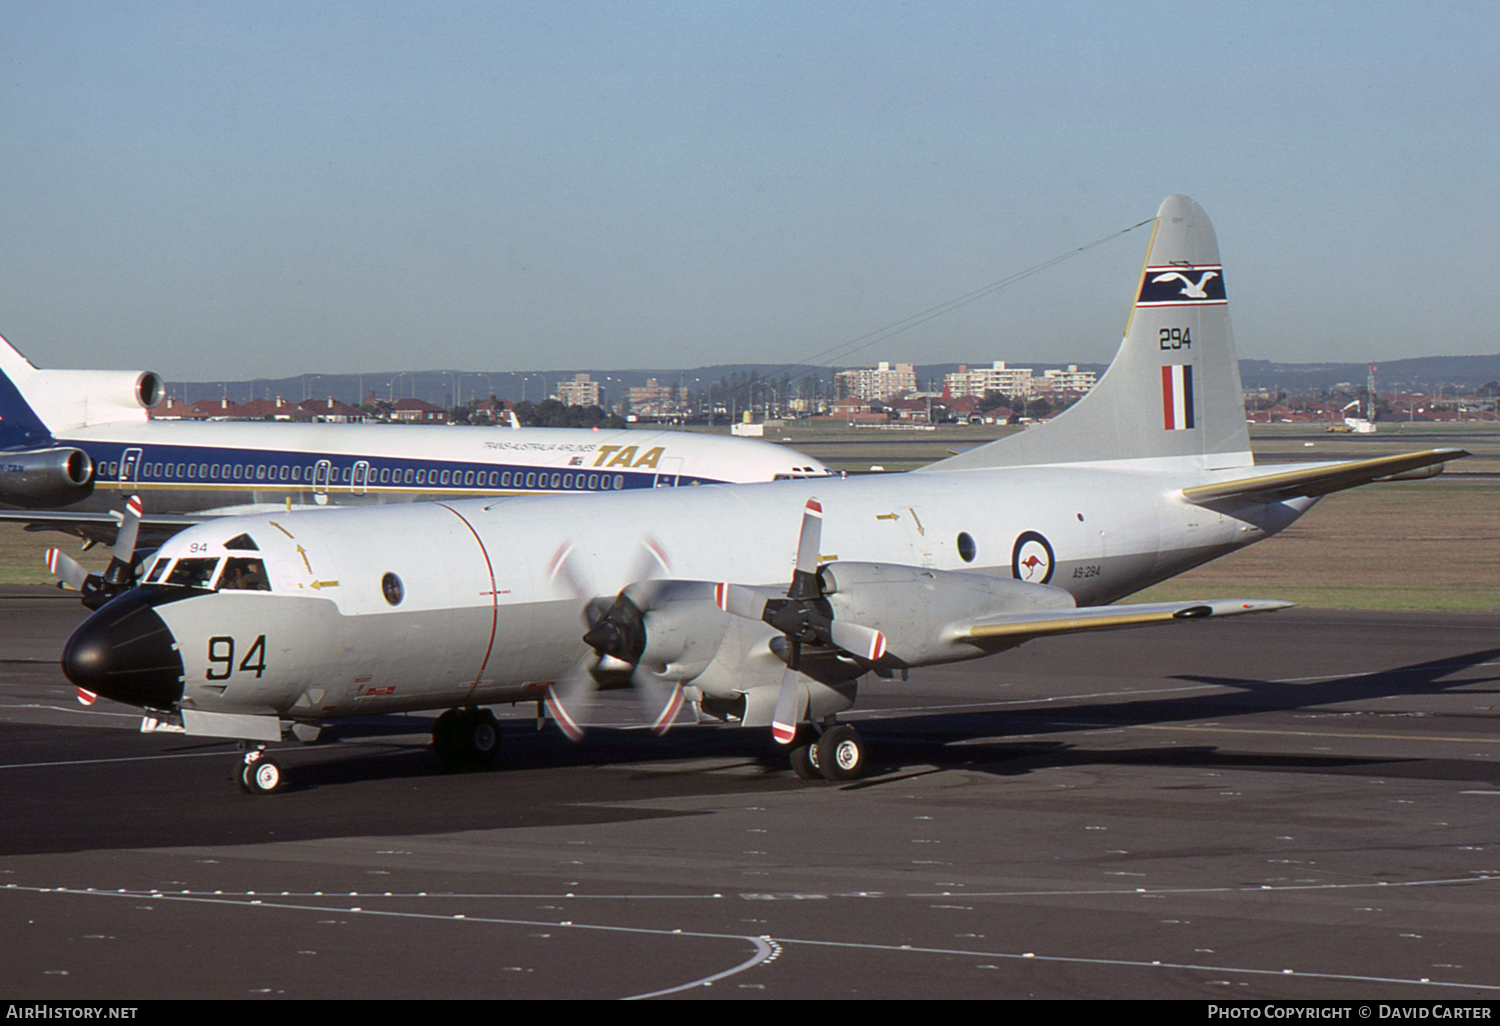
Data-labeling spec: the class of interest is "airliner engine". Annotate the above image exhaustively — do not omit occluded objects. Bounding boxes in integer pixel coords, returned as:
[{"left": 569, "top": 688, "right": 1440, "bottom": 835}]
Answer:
[{"left": 0, "top": 446, "right": 94, "bottom": 506}]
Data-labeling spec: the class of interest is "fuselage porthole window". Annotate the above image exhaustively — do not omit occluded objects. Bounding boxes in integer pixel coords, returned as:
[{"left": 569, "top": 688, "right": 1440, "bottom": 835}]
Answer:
[
  {"left": 525, "top": 472, "right": 536, "bottom": 488},
  {"left": 382, "top": 572, "right": 404, "bottom": 606},
  {"left": 957, "top": 532, "right": 977, "bottom": 563},
  {"left": 613, "top": 474, "right": 624, "bottom": 490},
  {"left": 501, "top": 472, "right": 511, "bottom": 487}
]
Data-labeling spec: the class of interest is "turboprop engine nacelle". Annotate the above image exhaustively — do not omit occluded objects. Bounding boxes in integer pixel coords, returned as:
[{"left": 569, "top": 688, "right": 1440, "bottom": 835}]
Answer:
[
  {"left": 817, "top": 562, "right": 1076, "bottom": 665},
  {"left": 0, "top": 446, "right": 94, "bottom": 507}
]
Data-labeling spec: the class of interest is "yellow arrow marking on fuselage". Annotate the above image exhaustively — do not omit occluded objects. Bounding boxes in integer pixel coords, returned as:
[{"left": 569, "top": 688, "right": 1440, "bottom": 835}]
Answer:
[
  {"left": 876, "top": 512, "right": 901, "bottom": 521},
  {"left": 310, "top": 580, "right": 340, "bottom": 590},
  {"left": 295, "top": 545, "right": 313, "bottom": 573}
]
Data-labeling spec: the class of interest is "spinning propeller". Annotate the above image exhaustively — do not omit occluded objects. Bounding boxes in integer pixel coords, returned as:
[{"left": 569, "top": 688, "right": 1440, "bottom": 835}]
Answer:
[
  {"left": 717, "top": 499, "right": 886, "bottom": 744},
  {"left": 543, "top": 538, "right": 686, "bottom": 741},
  {"left": 46, "top": 495, "right": 147, "bottom": 611}
]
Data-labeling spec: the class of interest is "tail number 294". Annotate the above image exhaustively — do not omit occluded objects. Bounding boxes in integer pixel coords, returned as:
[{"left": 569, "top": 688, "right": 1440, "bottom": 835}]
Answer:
[{"left": 207, "top": 635, "right": 267, "bottom": 680}]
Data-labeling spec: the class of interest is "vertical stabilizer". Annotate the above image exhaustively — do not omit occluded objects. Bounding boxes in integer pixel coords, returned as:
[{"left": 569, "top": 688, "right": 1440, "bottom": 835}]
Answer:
[
  {"left": 0, "top": 336, "right": 55, "bottom": 449},
  {"left": 922, "top": 195, "right": 1252, "bottom": 472}
]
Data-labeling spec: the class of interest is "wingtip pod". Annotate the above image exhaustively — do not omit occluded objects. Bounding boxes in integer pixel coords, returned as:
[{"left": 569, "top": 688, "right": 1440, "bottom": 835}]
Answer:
[{"left": 923, "top": 194, "right": 1252, "bottom": 473}]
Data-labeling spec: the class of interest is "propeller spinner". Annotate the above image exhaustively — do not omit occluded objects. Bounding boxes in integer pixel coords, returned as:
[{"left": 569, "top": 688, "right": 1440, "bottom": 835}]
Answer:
[{"left": 543, "top": 538, "right": 685, "bottom": 741}]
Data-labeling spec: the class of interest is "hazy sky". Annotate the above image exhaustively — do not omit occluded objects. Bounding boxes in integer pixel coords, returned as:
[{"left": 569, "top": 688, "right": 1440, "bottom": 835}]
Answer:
[{"left": 1, "top": 2, "right": 1496, "bottom": 378}]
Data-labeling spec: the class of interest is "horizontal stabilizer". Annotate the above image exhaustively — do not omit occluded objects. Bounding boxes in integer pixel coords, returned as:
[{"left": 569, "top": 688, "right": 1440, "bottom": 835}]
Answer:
[
  {"left": 957, "top": 598, "right": 1293, "bottom": 644},
  {"left": 1180, "top": 448, "right": 1468, "bottom": 506}
]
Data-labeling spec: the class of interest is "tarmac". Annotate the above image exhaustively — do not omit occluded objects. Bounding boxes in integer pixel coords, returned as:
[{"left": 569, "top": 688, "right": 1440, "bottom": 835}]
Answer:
[{"left": 2, "top": 587, "right": 1498, "bottom": 999}]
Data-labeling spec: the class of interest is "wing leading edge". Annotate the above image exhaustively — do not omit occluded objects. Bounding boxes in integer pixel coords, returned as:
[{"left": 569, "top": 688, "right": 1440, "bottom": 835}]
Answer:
[
  {"left": 956, "top": 597, "right": 1294, "bottom": 644},
  {"left": 1180, "top": 448, "right": 1468, "bottom": 506}
]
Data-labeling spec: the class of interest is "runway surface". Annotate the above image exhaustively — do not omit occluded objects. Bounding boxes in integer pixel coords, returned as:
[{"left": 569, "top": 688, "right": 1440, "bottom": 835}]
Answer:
[{"left": 2, "top": 586, "right": 1498, "bottom": 999}]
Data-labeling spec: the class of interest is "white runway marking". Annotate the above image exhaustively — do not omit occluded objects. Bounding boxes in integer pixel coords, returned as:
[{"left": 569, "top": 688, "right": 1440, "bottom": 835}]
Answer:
[
  {"left": 0, "top": 750, "right": 231, "bottom": 771},
  {"left": 3, "top": 883, "right": 774, "bottom": 999},
  {"left": 8, "top": 875, "right": 1498, "bottom": 995}
]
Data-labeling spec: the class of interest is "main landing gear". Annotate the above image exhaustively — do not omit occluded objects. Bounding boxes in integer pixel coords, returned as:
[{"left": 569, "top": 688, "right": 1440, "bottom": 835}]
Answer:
[
  {"left": 433, "top": 707, "right": 501, "bottom": 770},
  {"left": 237, "top": 747, "right": 285, "bottom": 795},
  {"left": 789, "top": 722, "right": 867, "bottom": 782}
]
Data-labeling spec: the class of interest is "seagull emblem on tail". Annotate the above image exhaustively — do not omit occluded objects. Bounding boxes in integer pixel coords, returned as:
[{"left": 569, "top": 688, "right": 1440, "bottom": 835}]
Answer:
[{"left": 1151, "top": 270, "right": 1219, "bottom": 299}]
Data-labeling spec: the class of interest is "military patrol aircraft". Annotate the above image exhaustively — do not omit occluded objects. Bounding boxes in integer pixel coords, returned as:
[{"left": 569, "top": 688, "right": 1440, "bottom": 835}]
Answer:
[
  {"left": 0, "top": 335, "right": 830, "bottom": 555},
  {"left": 58, "top": 196, "right": 1466, "bottom": 793}
]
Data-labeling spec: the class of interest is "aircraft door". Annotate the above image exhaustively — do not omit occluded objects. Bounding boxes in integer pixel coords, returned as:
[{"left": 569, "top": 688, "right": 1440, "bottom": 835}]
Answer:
[
  {"left": 351, "top": 460, "right": 371, "bottom": 495},
  {"left": 118, "top": 448, "right": 142, "bottom": 485},
  {"left": 312, "top": 460, "right": 333, "bottom": 505},
  {"left": 654, "top": 456, "right": 683, "bottom": 488}
]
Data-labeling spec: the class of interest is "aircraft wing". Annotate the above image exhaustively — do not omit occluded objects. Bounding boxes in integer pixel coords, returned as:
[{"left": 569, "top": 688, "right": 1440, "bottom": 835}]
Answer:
[
  {"left": 0, "top": 508, "right": 206, "bottom": 547},
  {"left": 956, "top": 597, "right": 1294, "bottom": 643},
  {"left": 1180, "top": 448, "right": 1468, "bottom": 506}
]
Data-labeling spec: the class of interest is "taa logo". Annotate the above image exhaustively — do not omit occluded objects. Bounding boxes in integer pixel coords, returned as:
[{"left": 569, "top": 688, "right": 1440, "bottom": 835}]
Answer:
[{"left": 1011, "top": 531, "right": 1055, "bottom": 584}]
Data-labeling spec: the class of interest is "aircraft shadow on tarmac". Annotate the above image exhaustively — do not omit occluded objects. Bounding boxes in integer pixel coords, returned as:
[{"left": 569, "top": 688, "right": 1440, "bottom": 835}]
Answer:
[
  {"left": 847, "top": 646, "right": 1500, "bottom": 786},
  {"left": 6, "top": 648, "right": 1498, "bottom": 856}
]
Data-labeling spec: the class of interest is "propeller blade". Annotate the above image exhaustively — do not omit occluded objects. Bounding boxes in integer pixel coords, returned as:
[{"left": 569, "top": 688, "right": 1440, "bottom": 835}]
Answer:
[
  {"left": 626, "top": 535, "right": 672, "bottom": 583},
  {"left": 770, "top": 665, "right": 807, "bottom": 746},
  {"left": 828, "top": 620, "right": 887, "bottom": 662},
  {"left": 789, "top": 499, "right": 823, "bottom": 599},
  {"left": 716, "top": 582, "right": 768, "bottom": 621},
  {"left": 45, "top": 547, "right": 92, "bottom": 592},
  {"left": 632, "top": 669, "right": 685, "bottom": 736},
  {"left": 113, "top": 495, "right": 143, "bottom": 565},
  {"left": 544, "top": 655, "right": 597, "bottom": 742}
]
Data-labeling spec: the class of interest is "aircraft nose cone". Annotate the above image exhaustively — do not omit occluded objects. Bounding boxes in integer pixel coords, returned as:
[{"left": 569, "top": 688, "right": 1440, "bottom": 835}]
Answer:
[{"left": 62, "top": 589, "right": 185, "bottom": 710}]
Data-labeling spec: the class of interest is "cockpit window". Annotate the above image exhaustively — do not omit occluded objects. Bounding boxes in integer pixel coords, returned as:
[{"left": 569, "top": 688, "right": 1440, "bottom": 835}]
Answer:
[
  {"left": 223, "top": 533, "right": 260, "bottom": 551},
  {"left": 144, "top": 558, "right": 169, "bottom": 584},
  {"left": 218, "top": 558, "right": 271, "bottom": 592},
  {"left": 165, "top": 557, "right": 220, "bottom": 588}
]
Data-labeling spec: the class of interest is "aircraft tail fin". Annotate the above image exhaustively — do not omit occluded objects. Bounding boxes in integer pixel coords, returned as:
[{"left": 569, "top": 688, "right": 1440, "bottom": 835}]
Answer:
[
  {"left": 922, "top": 195, "right": 1252, "bottom": 473},
  {"left": 0, "top": 334, "right": 162, "bottom": 448},
  {"left": 0, "top": 335, "right": 57, "bottom": 449}
]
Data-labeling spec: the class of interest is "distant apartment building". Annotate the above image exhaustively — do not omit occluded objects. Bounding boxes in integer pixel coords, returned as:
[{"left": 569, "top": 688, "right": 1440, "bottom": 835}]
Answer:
[
  {"left": 944, "top": 361, "right": 1037, "bottom": 399},
  {"left": 626, "top": 378, "right": 684, "bottom": 418},
  {"left": 836, "top": 361, "right": 917, "bottom": 402},
  {"left": 944, "top": 361, "right": 1096, "bottom": 400},
  {"left": 552, "top": 373, "right": 602, "bottom": 408},
  {"left": 1037, "top": 364, "right": 1097, "bottom": 395}
]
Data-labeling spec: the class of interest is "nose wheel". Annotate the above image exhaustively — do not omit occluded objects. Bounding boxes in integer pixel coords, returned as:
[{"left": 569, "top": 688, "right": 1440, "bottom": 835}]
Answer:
[{"left": 237, "top": 749, "right": 285, "bottom": 795}]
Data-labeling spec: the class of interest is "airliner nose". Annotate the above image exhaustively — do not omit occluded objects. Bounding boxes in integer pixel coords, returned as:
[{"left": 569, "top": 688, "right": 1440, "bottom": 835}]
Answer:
[{"left": 62, "top": 589, "right": 186, "bottom": 710}]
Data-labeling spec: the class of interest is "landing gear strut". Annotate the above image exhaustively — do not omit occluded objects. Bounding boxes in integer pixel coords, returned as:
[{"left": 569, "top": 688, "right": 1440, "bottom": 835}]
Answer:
[
  {"left": 433, "top": 707, "right": 501, "bottom": 770},
  {"left": 788, "top": 723, "right": 867, "bottom": 781},
  {"left": 237, "top": 747, "right": 285, "bottom": 795}
]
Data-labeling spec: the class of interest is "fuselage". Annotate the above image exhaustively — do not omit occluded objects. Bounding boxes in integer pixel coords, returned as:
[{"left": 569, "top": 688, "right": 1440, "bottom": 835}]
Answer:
[
  {"left": 24, "top": 419, "right": 831, "bottom": 515},
  {"left": 73, "top": 459, "right": 1316, "bottom": 725}
]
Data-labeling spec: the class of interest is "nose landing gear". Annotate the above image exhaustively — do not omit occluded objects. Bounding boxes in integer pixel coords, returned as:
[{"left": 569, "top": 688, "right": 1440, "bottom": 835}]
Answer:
[{"left": 237, "top": 747, "right": 285, "bottom": 795}]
